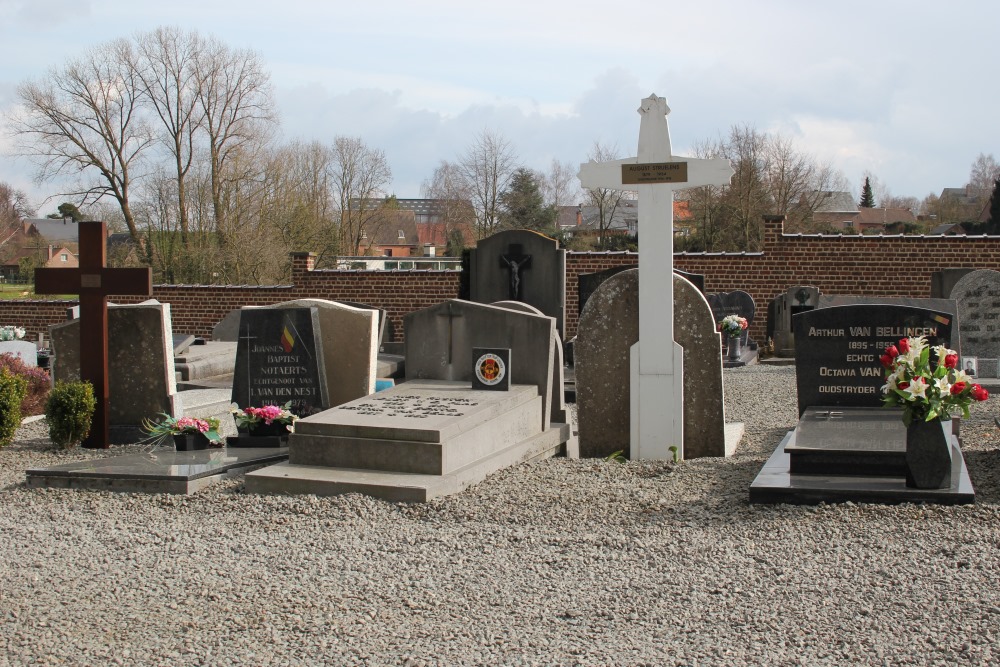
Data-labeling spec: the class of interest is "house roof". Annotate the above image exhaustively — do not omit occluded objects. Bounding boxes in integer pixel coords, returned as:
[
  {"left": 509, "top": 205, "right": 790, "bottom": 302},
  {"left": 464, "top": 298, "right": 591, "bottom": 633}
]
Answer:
[
  {"left": 856, "top": 207, "right": 917, "bottom": 225},
  {"left": 810, "top": 191, "right": 859, "bottom": 213},
  {"left": 940, "top": 187, "right": 989, "bottom": 206},
  {"left": 364, "top": 209, "right": 420, "bottom": 247},
  {"left": 22, "top": 218, "right": 80, "bottom": 242}
]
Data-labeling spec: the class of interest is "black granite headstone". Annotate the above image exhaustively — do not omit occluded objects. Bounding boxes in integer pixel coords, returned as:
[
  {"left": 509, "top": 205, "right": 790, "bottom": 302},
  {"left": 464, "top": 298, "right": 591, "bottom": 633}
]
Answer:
[
  {"left": 793, "top": 303, "right": 955, "bottom": 415},
  {"left": 706, "top": 290, "right": 756, "bottom": 347},
  {"left": 232, "top": 307, "right": 329, "bottom": 417}
]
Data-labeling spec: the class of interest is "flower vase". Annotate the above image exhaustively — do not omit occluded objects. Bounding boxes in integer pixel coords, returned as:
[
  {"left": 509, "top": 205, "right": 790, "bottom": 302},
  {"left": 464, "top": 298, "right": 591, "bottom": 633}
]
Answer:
[
  {"left": 241, "top": 421, "right": 289, "bottom": 437},
  {"left": 727, "top": 336, "right": 743, "bottom": 361},
  {"left": 904, "top": 419, "right": 952, "bottom": 489},
  {"left": 173, "top": 433, "right": 209, "bottom": 451}
]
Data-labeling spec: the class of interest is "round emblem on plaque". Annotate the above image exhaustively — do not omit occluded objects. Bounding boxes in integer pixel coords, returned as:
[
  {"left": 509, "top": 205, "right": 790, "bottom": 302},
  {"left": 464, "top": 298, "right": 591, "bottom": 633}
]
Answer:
[{"left": 475, "top": 353, "right": 505, "bottom": 386}]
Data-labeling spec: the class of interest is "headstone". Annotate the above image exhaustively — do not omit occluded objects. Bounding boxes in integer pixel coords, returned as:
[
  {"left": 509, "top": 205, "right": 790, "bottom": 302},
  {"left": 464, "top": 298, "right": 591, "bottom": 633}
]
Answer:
[
  {"left": 707, "top": 290, "right": 757, "bottom": 349},
  {"left": 213, "top": 299, "right": 390, "bottom": 348},
  {"left": 491, "top": 300, "right": 567, "bottom": 425},
  {"left": 576, "top": 269, "right": 735, "bottom": 459},
  {"left": 949, "top": 269, "right": 1000, "bottom": 378},
  {"left": 231, "top": 307, "right": 330, "bottom": 417},
  {"left": 931, "top": 268, "right": 974, "bottom": 299},
  {"left": 0, "top": 340, "right": 37, "bottom": 366},
  {"left": 751, "top": 301, "right": 973, "bottom": 505},
  {"left": 227, "top": 299, "right": 378, "bottom": 407},
  {"left": 579, "top": 267, "right": 704, "bottom": 319},
  {"left": 578, "top": 94, "right": 733, "bottom": 459},
  {"left": 770, "top": 286, "right": 820, "bottom": 356},
  {"left": 404, "top": 299, "right": 557, "bottom": 431},
  {"left": 35, "top": 220, "right": 153, "bottom": 448},
  {"left": 51, "top": 301, "right": 176, "bottom": 426},
  {"left": 469, "top": 229, "right": 567, "bottom": 338},
  {"left": 793, "top": 303, "right": 955, "bottom": 415}
]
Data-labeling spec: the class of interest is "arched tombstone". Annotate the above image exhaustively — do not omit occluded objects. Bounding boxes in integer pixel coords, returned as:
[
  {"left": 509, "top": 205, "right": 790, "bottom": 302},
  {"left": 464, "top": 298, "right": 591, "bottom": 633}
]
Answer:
[{"left": 576, "top": 269, "right": 733, "bottom": 459}]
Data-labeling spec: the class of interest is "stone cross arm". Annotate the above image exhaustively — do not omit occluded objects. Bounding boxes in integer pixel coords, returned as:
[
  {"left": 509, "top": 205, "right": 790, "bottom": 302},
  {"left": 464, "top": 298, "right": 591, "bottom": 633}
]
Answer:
[{"left": 578, "top": 156, "right": 734, "bottom": 192}]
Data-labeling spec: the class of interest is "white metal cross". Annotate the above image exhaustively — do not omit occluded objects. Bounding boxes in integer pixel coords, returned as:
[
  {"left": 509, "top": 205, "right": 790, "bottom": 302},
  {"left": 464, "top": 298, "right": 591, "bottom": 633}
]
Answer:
[{"left": 578, "top": 94, "right": 733, "bottom": 459}]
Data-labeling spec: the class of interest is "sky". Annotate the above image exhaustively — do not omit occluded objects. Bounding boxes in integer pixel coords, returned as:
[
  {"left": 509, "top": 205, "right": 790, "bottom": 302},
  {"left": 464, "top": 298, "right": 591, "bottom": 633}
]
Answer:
[{"left": 0, "top": 0, "right": 997, "bottom": 216}]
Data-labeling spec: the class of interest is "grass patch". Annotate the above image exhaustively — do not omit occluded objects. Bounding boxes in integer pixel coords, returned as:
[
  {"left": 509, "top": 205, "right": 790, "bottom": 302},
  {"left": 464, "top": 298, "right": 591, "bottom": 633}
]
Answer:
[{"left": 0, "top": 284, "right": 76, "bottom": 300}]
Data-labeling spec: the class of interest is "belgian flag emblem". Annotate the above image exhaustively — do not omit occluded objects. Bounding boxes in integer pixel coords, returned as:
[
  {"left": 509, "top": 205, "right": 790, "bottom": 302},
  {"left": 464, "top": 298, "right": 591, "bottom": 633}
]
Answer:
[{"left": 280, "top": 325, "right": 295, "bottom": 353}]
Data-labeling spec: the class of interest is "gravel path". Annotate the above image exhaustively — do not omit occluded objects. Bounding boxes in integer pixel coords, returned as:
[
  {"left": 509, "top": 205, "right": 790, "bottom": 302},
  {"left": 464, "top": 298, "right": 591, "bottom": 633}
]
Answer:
[{"left": 2, "top": 364, "right": 1000, "bottom": 666}]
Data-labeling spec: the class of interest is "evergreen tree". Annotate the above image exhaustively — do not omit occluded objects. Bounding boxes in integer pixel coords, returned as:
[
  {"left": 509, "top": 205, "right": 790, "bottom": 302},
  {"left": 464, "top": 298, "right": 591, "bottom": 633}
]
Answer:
[
  {"left": 498, "top": 168, "right": 557, "bottom": 233},
  {"left": 859, "top": 177, "right": 876, "bottom": 208},
  {"left": 989, "top": 178, "right": 1000, "bottom": 232}
]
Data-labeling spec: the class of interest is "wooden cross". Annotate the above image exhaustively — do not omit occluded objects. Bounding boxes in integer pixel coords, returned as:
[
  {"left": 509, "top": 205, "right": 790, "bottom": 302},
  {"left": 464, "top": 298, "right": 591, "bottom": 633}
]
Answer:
[
  {"left": 35, "top": 221, "right": 152, "bottom": 448},
  {"left": 578, "top": 94, "right": 733, "bottom": 460}
]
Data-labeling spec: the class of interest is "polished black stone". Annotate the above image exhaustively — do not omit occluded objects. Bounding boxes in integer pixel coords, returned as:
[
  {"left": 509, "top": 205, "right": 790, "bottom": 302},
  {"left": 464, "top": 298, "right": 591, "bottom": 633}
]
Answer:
[
  {"left": 786, "top": 407, "right": 907, "bottom": 476},
  {"left": 749, "top": 431, "right": 974, "bottom": 505},
  {"left": 794, "top": 303, "right": 955, "bottom": 415},
  {"left": 232, "top": 306, "right": 328, "bottom": 416}
]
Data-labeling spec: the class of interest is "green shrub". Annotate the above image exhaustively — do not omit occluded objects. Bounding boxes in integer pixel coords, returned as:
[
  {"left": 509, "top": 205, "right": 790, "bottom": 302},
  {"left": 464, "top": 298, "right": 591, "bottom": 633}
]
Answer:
[
  {"left": 0, "top": 352, "right": 51, "bottom": 416},
  {"left": 0, "top": 368, "right": 28, "bottom": 448},
  {"left": 45, "top": 381, "right": 96, "bottom": 449}
]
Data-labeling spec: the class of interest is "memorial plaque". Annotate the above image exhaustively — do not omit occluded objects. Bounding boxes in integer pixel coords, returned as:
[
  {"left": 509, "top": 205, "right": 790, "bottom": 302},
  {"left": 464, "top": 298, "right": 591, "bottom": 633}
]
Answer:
[
  {"left": 794, "top": 304, "right": 954, "bottom": 415},
  {"left": 471, "top": 347, "right": 511, "bottom": 391},
  {"left": 949, "top": 270, "right": 1000, "bottom": 373},
  {"left": 707, "top": 290, "right": 756, "bottom": 346},
  {"left": 621, "top": 161, "right": 688, "bottom": 184},
  {"left": 232, "top": 307, "right": 329, "bottom": 416}
]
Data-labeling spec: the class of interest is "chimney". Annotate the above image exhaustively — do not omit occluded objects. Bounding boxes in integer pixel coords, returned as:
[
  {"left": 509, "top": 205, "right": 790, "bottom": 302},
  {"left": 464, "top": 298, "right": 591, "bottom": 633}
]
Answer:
[
  {"left": 48, "top": 245, "right": 54, "bottom": 261},
  {"left": 576, "top": 205, "right": 582, "bottom": 226}
]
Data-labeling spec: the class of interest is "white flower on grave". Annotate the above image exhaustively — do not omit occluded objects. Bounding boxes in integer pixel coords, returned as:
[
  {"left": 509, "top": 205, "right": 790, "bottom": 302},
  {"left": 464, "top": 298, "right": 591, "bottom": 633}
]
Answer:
[
  {"left": 881, "top": 376, "right": 898, "bottom": 394},
  {"left": 932, "top": 344, "right": 952, "bottom": 362},
  {"left": 908, "top": 336, "right": 929, "bottom": 354},
  {"left": 903, "top": 376, "right": 929, "bottom": 400},
  {"left": 934, "top": 376, "right": 951, "bottom": 395},
  {"left": 953, "top": 369, "right": 974, "bottom": 385}
]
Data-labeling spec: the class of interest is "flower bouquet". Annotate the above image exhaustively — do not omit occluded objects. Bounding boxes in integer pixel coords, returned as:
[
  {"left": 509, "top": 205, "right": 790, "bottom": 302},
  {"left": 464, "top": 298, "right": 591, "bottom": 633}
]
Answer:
[
  {"left": 143, "top": 414, "right": 223, "bottom": 449},
  {"left": 719, "top": 314, "right": 748, "bottom": 339},
  {"left": 880, "top": 335, "right": 989, "bottom": 426},
  {"left": 231, "top": 402, "right": 296, "bottom": 436},
  {"left": 0, "top": 326, "right": 26, "bottom": 341}
]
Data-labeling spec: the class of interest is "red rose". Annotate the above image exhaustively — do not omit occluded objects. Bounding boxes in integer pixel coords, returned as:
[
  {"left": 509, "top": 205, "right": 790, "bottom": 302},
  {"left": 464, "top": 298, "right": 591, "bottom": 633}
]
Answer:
[
  {"left": 898, "top": 381, "right": 909, "bottom": 391},
  {"left": 944, "top": 354, "right": 958, "bottom": 369},
  {"left": 880, "top": 353, "right": 894, "bottom": 368},
  {"left": 885, "top": 344, "right": 899, "bottom": 358},
  {"left": 971, "top": 384, "right": 990, "bottom": 401},
  {"left": 950, "top": 382, "right": 967, "bottom": 395},
  {"left": 898, "top": 339, "right": 910, "bottom": 353},
  {"left": 741, "top": 320, "right": 748, "bottom": 329}
]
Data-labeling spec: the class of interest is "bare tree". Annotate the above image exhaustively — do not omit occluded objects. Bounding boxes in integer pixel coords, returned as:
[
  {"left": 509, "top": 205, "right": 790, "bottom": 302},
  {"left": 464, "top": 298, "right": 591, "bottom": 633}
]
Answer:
[
  {"left": 133, "top": 27, "right": 204, "bottom": 246},
  {"left": 458, "top": 129, "right": 518, "bottom": 239},
  {"left": 0, "top": 183, "right": 33, "bottom": 223},
  {"left": 422, "top": 159, "right": 476, "bottom": 250},
  {"left": 583, "top": 141, "right": 633, "bottom": 247},
  {"left": 968, "top": 153, "right": 1000, "bottom": 192},
  {"left": 540, "top": 158, "right": 581, "bottom": 208},
  {"left": 11, "top": 38, "right": 154, "bottom": 242},
  {"left": 330, "top": 136, "right": 392, "bottom": 256},
  {"left": 193, "top": 35, "right": 276, "bottom": 240}
]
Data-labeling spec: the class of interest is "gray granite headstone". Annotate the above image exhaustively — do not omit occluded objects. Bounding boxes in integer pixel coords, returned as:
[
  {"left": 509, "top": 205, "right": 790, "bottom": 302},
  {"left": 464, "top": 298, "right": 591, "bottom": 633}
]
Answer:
[
  {"left": 576, "top": 269, "right": 728, "bottom": 459},
  {"left": 404, "top": 299, "right": 555, "bottom": 431},
  {"left": 232, "top": 307, "right": 330, "bottom": 416},
  {"left": 949, "top": 269, "right": 1000, "bottom": 376},
  {"left": 51, "top": 301, "right": 177, "bottom": 423},
  {"left": 0, "top": 340, "right": 37, "bottom": 366},
  {"left": 469, "top": 229, "right": 566, "bottom": 338},
  {"left": 492, "top": 300, "right": 566, "bottom": 424}
]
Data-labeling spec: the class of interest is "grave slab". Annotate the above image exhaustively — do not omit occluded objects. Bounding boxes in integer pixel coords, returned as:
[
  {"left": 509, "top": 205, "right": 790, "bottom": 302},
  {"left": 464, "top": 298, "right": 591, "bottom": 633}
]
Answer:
[{"left": 26, "top": 447, "right": 288, "bottom": 495}]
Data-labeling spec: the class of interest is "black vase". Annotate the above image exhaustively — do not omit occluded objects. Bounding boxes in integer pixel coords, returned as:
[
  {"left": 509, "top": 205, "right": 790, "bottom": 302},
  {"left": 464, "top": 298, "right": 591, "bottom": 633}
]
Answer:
[
  {"left": 905, "top": 419, "right": 952, "bottom": 489},
  {"left": 173, "top": 433, "right": 209, "bottom": 451},
  {"left": 240, "top": 421, "right": 290, "bottom": 437}
]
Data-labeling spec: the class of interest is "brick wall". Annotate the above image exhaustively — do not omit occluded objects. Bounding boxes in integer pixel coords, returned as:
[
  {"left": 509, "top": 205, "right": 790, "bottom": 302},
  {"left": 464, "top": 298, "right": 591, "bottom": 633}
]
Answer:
[{"left": 3, "top": 218, "right": 999, "bottom": 346}]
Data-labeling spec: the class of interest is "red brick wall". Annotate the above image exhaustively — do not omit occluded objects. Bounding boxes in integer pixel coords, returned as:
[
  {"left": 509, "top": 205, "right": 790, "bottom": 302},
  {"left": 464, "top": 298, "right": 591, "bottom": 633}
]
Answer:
[{"left": 4, "top": 219, "right": 1000, "bottom": 346}]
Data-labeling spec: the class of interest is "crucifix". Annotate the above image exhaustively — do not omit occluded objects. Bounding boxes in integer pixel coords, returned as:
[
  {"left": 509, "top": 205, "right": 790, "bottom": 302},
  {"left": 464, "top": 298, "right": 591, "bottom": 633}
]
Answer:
[
  {"left": 578, "top": 94, "right": 733, "bottom": 460},
  {"left": 35, "top": 221, "right": 152, "bottom": 448},
  {"left": 499, "top": 245, "right": 531, "bottom": 301}
]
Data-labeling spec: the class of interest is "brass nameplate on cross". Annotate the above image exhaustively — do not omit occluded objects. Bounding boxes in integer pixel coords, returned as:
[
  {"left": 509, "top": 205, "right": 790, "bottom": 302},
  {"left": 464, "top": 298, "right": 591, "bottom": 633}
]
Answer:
[
  {"left": 621, "top": 162, "right": 689, "bottom": 184},
  {"left": 81, "top": 274, "right": 101, "bottom": 288}
]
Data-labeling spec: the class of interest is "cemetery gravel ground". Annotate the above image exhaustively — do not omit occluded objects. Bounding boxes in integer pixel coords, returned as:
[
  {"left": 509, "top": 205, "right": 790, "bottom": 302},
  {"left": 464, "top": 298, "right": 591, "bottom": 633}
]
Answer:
[{"left": 2, "top": 366, "right": 1000, "bottom": 666}]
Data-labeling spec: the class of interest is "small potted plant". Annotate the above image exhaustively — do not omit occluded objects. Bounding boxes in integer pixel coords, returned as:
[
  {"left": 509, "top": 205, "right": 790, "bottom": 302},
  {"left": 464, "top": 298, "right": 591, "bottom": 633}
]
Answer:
[
  {"left": 880, "top": 335, "right": 989, "bottom": 488},
  {"left": 143, "top": 414, "right": 223, "bottom": 451},
  {"left": 719, "top": 314, "right": 748, "bottom": 361},
  {"left": 230, "top": 402, "right": 296, "bottom": 446}
]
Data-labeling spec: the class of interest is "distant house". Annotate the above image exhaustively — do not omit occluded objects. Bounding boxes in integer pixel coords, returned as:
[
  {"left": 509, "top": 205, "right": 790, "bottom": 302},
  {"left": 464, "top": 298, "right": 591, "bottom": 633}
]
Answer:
[
  {"left": 350, "top": 198, "right": 476, "bottom": 256},
  {"left": 21, "top": 217, "right": 80, "bottom": 243},
  {"left": 556, "top": 200, "right": 691, "bottom": 238},
  {"left": 802, "top": 191, "right": 915, "bottom": 232},
  {"left": 0, "top": 242, "right": 78, "bottom": 280},
  {"left": 927, "top": 223, "right": 966, "bottom": 236}
]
